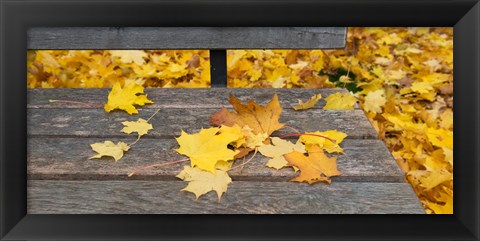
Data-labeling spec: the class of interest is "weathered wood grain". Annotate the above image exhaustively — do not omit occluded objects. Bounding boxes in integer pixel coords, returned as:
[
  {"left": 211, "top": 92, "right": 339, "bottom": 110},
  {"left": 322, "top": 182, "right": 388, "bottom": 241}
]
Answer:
[
  {"left": 28, "top": 27, "right": 346, "bottom": 50},
  {"left": 27, "top": 180, "right": 424, "bottom": 214},
  {"left": 27, "top": 88, "right": 358, "bottom": 109},
  {"left": 27, "top": 108, "right": 377, "bottom": 139},
  {"left": 27, "top": 138, "right": 404, "bottom": 182}
]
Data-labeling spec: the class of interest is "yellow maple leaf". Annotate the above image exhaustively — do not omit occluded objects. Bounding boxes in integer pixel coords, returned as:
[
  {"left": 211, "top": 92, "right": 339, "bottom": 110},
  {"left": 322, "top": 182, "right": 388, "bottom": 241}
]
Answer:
[
  {"left": 292, "top": 94, "right": 322, "bottom": 110},
  {"left": 176, "top": 166, "right": 232, "bottom": 201},
  {"left": 218, "top": 124, "right": 246, "bottom": 147},
  {"left": 442, "top": 147, "right": 453, "bottom": 166},
  {"left": 227, "top": 50, "right": 247, "bottom": 71},
  {"left": 218, "top": 124, "right": 267, "bottom": 157},
  {"left": 121, "top": 118, "right": 153, "bottom": 138},
  {"left": 264, "top": 156, "right": 290, "bottom": 170},
  {"left": 426, "top": 127, "right": 453, "bottom": 149},
  {"left": 407, "top": 169, "right": 452, "bottom": 191},
  {"left": 411, "top": 82, "right": 434, "bottom": 94},
  {"left": 210, "top": 93, "right": 284, "bottom": 136},
  {"left": 37, "top": 52, "right": 61, "bottom": 73},
  {"left": 109, "top": 50, "right": 148, "bottom": 65},
  {"left": 258, "top": 137, "right": 305, "bottom": 170},
  {"left": 289, "top": 61, "right": 309, "bottom": 70},
  {"left": 377, "top": 33, "right": 402, "bottom": 45},
  {"left": 247, "top": 68, "right": 263, "bottom": 81},
  {"left": 159, "top": 63, "right": 189, "bottom": 79},
  {"left": 175, "top": 127, "right": 240, "bottom": 173},
  {"left": 385, "top": 70, "right": 407, "bottom": 84},
  {"left": 89, "top": 141, "right": 130, "bottom": 161},
  {"left": 284, "top": 146, "right": 342, "bottom": 184},
  {"left": 374, "top": 57, "right": 392, "bottom": 66},
  {"left": 428, "top": 186, "right": 453, "bottom": 214},
  {"left": 131, "top": 64, "right": 157, "bottom": 78},
  {"left": 299, "top": 130, "right": 347, "bottom": 153},
  {"left": 104, "top": 82, "right": 154, "bottom": 115},
  {"left": 439, "top": 109, "right": 453, "bottom": 130},
  {"left": 244, "top": 131, "right": 269, "bottom": 149},
  {"left": 151, "top": 53, "right": 171, "bottom": 65},
  {"left": 426, "top": 200, "right": 453, "bottom": 214},
  {"left": 423, "top": 59, "right": 442, "bottom": 72},
  {"left": 323, "top": 92, "right": 357, "bottom": 110},
  {"left": 167, "top": 63, "right": 187, "bottom": 72},
  {"left": 363, "top": 89, "right": 386, "bottom": 113},
  {"left": 419, "top": 73, "right": 450, "bottom": 84},
  {"left": 215, "top": 161, "right": 234, "bottom": 172},
  {"left": 125, "top": 78, "right": 146, "bottom": 86}
]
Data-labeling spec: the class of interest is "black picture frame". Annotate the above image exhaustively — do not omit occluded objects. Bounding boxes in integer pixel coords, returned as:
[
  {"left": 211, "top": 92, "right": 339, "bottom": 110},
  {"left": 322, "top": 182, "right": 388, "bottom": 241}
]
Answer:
[{"left": 1, "top": 0, "right": 479, "bottom": 240}]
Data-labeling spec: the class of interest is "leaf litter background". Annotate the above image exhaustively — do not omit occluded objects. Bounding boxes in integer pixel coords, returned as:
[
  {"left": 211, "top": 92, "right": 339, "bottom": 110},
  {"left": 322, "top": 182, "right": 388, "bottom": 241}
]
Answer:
[{"left": 27, "top": 27, "right": 453, "bottom": 214}]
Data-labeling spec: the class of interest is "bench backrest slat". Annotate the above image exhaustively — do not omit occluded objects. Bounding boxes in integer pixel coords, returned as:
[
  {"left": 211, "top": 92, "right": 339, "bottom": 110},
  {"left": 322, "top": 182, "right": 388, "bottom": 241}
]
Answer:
[{"left": 28, "top": 27, "right": 346, "bottom": 50}]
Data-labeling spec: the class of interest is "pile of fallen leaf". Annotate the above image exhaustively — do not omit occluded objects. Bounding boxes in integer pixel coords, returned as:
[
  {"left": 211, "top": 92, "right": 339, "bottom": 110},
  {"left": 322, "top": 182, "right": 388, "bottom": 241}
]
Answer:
[
  {"left": 27, "top": 50, "right": 210, "bottom": 88},
  {"left": 27, "top": 27, "right": 453, "bottom": 213},
  {"left": 86, "top": 83, "right": 350, "bottom": 200}
]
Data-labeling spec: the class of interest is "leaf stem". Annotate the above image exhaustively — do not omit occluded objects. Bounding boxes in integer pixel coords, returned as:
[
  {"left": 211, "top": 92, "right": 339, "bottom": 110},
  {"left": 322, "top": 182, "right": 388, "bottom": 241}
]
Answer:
[
  {"left": 128, "top": 158, "right": 189, "bottom": 177},
  {"left": 344, "top": 61, "right": 352, "bottom": 89},
  {"left": 278, "top": 133, "right": 336, "bottom": 144},
  {"left": 128, "top": 136, "right": 141, "bottom": 147},
  {"left": 146, "top": 108, "right": 161, "bottom": 122},
  {"left": 229, "top": 148, "right": 258, "bottom": 171},
  {"left": 282, "top": 125, "right": 302, "bottom": 134},
  {"left": 49, "top": 99, "right": 104, "bottom": 107},
  {"left": 239, "top": 154, "right": 247, "bottom": 172}
]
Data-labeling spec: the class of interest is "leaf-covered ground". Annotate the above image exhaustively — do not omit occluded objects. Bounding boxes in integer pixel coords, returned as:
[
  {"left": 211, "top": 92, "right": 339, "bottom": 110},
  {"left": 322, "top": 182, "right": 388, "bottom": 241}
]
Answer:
[
  {"left": 27, "top": 50, "right": 211, "bottom": 88},
  {"left": 27, "top": 27, "right": 453, "bottom": 214}
]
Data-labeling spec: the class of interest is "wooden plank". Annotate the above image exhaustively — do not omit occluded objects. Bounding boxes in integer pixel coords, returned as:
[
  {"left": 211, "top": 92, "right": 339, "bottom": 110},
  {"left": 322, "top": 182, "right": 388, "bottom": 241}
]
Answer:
[
  {"left": 28, "top": 27, "right": 346, "bottom": 50},
  {"left": 27, "top": 108, "right": 377, "bottom": 139},
  {"left": 27, "top": 180, "right": 424, "bottom": 214},
  {"left": 27, "top": 88, "right": 359, "bottom": 109},
  {"left": 27, "top": 138, "right": 403, "bottom": 182}
]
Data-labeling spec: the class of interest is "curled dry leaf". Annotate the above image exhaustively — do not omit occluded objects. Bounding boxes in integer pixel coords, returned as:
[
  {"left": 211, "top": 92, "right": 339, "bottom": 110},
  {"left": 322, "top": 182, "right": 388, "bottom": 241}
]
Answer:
[
  {"left": 89, "top": 141, "right": 130, "bottom": 161},
  {"left": 292, "top": 93, "right": 322, "bottom": 110}
]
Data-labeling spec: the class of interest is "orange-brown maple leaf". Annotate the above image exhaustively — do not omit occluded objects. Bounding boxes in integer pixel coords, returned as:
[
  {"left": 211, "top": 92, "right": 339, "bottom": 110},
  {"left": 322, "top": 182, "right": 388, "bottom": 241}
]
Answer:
[
  {"left": 284, "top": 146, "right": 342, "bottom": 184},
  {"left": 210, "top": 93, "right": 284, "bottom": 136}
]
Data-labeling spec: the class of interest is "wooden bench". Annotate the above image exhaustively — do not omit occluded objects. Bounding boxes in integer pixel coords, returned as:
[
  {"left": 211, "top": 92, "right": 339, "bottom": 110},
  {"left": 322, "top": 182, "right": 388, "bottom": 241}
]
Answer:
[{"left": 26, "top": 27, "right": 424, "bottom": 214}]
